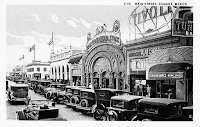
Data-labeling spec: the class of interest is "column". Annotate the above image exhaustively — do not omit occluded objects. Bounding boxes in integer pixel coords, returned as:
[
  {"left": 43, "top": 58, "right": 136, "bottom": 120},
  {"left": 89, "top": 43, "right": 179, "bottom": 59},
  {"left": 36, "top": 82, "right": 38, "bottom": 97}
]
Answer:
[
  {"left": 91, "top": 74, "right": 94, "bottom": 89},
  {"left": 99, "top": 73, "right": 102, "bottom": 88},
  {"left": 86, "top": 73, "right": 89, "bottom": 87},
  {"left": 116, "top": 73, "right": 119, "bottom": 90}
]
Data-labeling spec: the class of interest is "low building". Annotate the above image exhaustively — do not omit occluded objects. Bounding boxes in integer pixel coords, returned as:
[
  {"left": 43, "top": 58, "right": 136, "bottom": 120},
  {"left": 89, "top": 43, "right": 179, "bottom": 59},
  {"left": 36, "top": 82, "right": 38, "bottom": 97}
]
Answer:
[
  {"left": 25, "top": 60, "right": 50, "bottom": 80},
  {"left": 50, "top": 48, "right": 84, "bottom": 84}
]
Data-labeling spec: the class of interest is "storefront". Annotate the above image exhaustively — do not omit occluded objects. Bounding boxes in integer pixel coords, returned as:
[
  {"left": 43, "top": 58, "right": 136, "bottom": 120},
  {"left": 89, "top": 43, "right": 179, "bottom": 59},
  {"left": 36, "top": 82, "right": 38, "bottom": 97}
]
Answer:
[
  {"left": 82, "top": 20, "right": 126, "bottom": 90},
  {"left": 125, "top": 6, "right": 193, "bottom": 105},
  {"left": 68, "top": 55, "right": 82, "bottom": 86}
]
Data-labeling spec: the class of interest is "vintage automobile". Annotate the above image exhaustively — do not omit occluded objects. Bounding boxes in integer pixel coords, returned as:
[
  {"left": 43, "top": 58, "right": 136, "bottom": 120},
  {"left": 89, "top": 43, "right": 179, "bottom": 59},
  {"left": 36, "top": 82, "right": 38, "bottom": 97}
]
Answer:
[
  {"left": 138, "top": 98, "right": 187, "bottom": 121},
  {"left": 16, "top": 100, "right": 67, "bottom": 120},
  {"left": 7, "top": 83, "right": 29, "bottom": 104},
  {"left": 44, "top": 83, "right": 65, "bottom": 100},
  {"left": 64, "top": 86, "right": 89, "bottom": 110},
  {"left": 35, "top": 80, "right": 52, "bottom": 95},
  {"left": 182, "top": 106, "right": 193, "bottom": 121},
  {"left": 62, "top": 86, "right": 73, "bottom": 104},
  {"left": 29, "top": 79, "right": 38, "bottom": 90},
  {"left": 51, "top": 84, "right": 67, "bottom": 104},
  {"left": 107, "top": 95, "right": 146, "bottom": 121},
  {"left": 76, "top": 89, "right": 95, "bottom": 114},
  {"left": 92, "top": 88, "right": 130, "bottom": 120}
]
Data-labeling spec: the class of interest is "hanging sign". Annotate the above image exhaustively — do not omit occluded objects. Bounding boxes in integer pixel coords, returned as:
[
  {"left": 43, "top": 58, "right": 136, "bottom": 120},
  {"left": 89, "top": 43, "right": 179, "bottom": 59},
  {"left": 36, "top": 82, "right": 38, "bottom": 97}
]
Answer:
[{"left": 172, "top": 12, "right": 193, "bottom": 37}]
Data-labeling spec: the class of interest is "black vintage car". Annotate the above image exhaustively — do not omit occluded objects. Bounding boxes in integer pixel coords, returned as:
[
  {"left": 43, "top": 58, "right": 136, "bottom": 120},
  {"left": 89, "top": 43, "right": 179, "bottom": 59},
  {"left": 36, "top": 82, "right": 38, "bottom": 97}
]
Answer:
[
  {"left": 36, "top": 80, "right": 52, "bottom": 95},
  {"left": 182, "top": 106, "right": 193, "bottom": 121},
  {"left": 16, "top": 100, "right": 67, "bottom": 120},
  {"left": 62, "top": 86, "right": 73, "bottom": 104},
  {"left": 64, "top": 86, "right": 89, "bottom": 110},
  {"left": 76, "top": 89, "right": 95, "bottom": 114},
  {"left": 107, "top": 95, "right": 146, "bottom": 121},
  {"left": 138, "top": 98, "right": 187, "bottom": 121},
  {"left": 51, "top": 84, "right": 67, "bottom": 104},
  {"left": 93, "top": 88, "right": 130, "bottom": 120},
  {"left": 29, "top": 79, "right": 38, "bottom": 90}
]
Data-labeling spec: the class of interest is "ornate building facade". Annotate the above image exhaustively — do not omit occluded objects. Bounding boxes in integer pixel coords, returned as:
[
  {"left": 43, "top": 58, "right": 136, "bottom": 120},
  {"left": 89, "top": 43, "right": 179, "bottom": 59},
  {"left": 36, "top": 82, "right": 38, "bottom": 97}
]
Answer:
[{"left": 82, "top": 20, "right": 127, "bottom": 90}]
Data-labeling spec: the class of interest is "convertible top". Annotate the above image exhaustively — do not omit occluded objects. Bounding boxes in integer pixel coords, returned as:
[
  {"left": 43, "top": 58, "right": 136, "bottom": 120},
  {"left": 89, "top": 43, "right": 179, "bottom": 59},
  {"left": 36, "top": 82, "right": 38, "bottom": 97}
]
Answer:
[
  {"left": 80, "top": 88, "right": 94, "bottom": 93},
  {"left": 111, "top": 95, "right": 146, "bottom": 101},
  {"left": 138, "top": 98, "right": 187, "bottom": 106}
]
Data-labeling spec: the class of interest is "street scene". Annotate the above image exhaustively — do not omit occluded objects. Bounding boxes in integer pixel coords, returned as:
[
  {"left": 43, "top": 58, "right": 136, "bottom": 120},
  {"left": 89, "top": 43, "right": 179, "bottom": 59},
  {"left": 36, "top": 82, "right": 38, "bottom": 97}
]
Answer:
[{"left": 6, "top": 4, "right": 193, "bottom": 121}]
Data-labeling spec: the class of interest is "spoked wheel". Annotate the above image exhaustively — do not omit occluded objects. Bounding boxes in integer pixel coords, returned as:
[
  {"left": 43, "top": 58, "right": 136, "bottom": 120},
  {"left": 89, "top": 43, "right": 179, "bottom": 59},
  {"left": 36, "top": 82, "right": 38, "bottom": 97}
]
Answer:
[{"left": 93, "top": 110, "right": 102, "bottom": 120}]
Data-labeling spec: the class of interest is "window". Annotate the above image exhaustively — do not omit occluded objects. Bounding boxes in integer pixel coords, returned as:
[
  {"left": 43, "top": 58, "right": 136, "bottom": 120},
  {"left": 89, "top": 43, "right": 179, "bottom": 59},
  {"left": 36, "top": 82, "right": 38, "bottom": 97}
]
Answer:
[
  {"left": 144, "top": 105, "right": 159, "bottom": 114},
  {"left": 44, "top": 67, "right": 46, "bottom": 72},
  {"left": 37, "top": 67, "right": 40, "bottom": 72},
  {"left": 112, "top": 100, "right": 124, "bottom": 108}
]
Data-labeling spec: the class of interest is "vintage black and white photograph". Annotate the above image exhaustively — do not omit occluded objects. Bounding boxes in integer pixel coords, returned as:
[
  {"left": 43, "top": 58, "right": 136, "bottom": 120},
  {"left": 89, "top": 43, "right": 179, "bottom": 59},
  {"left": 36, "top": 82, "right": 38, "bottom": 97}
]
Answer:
[{"left": 5, "top": 1, "right": 193, "bottom": 122}]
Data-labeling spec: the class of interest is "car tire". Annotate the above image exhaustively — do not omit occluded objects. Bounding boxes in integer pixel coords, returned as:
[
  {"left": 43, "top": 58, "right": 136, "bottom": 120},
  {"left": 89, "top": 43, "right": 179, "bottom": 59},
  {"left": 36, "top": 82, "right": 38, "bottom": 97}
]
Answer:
[
  {"left": 93, "top": 110, "right": 102, "bottom": 120},
  {"left": 17, "top": 111, "right": 26, "bottom": 120},
  {"left": 80, "top": 99, "right": 89, "bottom": 108},
  {"left": 107, "top": 110, "right": 118, "bottom": 121}
]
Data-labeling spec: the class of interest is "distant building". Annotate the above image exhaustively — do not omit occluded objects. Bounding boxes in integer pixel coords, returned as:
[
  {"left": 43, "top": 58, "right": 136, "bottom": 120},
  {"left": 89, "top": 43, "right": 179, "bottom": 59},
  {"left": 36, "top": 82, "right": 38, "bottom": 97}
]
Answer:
[
  {"left": 50, "top": 47, "right": 84, "bottom": 85},
  {"left": 25, "top": 60, "right": 50, "bottom": 80}
]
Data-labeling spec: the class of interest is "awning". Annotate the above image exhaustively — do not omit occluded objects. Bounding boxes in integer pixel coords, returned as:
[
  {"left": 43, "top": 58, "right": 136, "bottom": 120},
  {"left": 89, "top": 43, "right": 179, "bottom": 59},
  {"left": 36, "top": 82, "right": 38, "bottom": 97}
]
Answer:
[
  {"left": 149, "top": 63, "right": 192, "bottom": 79},
  {"left": 149, "top": 63, "right": 192, "bottom": 72},
  {"left": 68, "top": 56, "right": 82, "bottom": 64}
]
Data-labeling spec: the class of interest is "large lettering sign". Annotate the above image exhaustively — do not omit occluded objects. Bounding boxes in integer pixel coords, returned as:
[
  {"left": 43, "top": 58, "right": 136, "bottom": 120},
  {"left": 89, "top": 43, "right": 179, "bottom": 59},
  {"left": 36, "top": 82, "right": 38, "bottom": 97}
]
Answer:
[
  {"left": 130, "top": 58, "right": 146, "bottom": 71},
  {"left": 172, "top": 12, "right": 193, "bottom": 37},
  {"left": 129, "top": 6, "right": 178, "bottom": 36},
  {"left": 86, "top": 20, "right": 121, "bottom": 50}
]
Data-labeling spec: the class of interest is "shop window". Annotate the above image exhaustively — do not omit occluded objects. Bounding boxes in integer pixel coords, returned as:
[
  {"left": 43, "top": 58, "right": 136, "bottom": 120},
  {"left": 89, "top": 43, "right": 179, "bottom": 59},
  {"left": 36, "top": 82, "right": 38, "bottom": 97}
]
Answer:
[{"left": 37, "top": 67, "right": 40, "bottom": 72}]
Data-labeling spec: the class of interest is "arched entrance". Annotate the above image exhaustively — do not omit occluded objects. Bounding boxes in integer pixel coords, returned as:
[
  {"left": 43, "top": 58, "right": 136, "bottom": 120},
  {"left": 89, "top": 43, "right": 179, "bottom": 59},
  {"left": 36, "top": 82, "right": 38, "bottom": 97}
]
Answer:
[{"left": 102, "top": 71, "right": 109, "bottom": 88}]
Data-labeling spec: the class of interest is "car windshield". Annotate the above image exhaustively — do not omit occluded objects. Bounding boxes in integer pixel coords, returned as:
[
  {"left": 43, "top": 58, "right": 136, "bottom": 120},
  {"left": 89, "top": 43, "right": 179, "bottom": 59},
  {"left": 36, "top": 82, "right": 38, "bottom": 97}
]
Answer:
[
  {"left": 144, "top": 105, "right": 159, "bottom": 114},
  {"left": 112, "top": 100, "right": 124, "bottom": 108},
  {"left": 11, "top": 87, "right": 28, "bottom": 92},
  {"left": 66, "top": 89, "right": 72, "bottom": 93}
]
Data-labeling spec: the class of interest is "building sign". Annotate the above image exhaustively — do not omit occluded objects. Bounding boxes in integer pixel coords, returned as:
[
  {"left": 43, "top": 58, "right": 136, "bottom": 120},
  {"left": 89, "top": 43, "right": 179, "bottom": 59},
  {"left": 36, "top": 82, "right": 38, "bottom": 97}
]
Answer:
[
  {"left": 129, "top": 6, "right": 178, "bottom": 35},
  {"left": 72, "top": 69, "right": 81, "bottom": 76},
  {"left": 149, "top": 72, "right": 183, "bottom": 79},
  {"left": 130, "top": 58, "right": 146, "bottom": 71},
  {"left": 129, "top": 46, "right": 160, "bottom": 57},
  {"left": 86, "top": 20, "right": 121, "bottom": 50},
  {"left": 172, "top": 12, "right": 193, "bottom": 37}
]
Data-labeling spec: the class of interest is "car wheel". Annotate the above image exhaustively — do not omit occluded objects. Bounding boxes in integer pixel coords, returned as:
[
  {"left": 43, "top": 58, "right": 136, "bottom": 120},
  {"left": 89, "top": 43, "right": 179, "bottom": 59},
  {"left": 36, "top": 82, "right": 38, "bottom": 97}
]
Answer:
[
  {"left": 80, "top": 99, "right": 89, "bottom": 108},
  {"left": 130, "top": 115, "right": 138, "bottom": 121},
  {"left": 93, "top": 110, "right": 102, "bottom": 120},
  {"left": 16, "top": 111, "right": 26, "bottom": 120},
  {"left": 107, "top": 110, "right": 118, "bottom": 121}
]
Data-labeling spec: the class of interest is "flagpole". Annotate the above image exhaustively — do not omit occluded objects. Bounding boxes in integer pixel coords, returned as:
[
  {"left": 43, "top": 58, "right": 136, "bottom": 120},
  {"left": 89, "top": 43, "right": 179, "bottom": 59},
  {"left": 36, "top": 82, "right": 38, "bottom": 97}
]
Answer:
[
  {"left": 34, "top": 44, "right": 35, "bottom": 61},
  {"left": 52, "top": 32, "right": 54, "bottom": 53}
]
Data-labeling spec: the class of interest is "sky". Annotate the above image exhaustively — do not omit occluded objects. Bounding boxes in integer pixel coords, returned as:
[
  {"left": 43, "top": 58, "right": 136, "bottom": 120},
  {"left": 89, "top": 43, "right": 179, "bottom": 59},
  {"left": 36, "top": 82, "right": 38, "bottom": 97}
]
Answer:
[{"left": 6, "top": 5, "right": 136, "bottom": 72}]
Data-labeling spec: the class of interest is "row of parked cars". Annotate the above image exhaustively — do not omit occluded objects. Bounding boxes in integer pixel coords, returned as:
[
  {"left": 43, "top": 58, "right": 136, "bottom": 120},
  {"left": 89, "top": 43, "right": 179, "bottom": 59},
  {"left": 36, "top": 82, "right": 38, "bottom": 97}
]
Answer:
[
  {"left": 6, "top": 78, "right": 193, "bottom": 121},
  {"left": 27, "top": 79, "right": 193, "bottom": 121}
]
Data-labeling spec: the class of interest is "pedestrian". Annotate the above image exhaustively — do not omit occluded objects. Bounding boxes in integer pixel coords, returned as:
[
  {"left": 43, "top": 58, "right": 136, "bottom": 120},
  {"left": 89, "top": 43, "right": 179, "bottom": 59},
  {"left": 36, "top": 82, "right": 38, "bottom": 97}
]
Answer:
[
  {"left": 89, "top": 83, "right": 93, "bottom": 89},
  {"left": 146, "top": 84, "right": 151, "bottom": 98},
  {"left": 168, "top": 89, "right": 175, "bottom": 99}
]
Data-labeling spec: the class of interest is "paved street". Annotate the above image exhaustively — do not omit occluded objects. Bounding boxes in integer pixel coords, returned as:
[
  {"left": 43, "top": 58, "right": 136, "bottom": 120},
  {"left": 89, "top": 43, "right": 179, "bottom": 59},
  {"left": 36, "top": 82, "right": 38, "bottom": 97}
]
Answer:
[{"left": 6, "top": 83, "right": 95, "bottom": 121}]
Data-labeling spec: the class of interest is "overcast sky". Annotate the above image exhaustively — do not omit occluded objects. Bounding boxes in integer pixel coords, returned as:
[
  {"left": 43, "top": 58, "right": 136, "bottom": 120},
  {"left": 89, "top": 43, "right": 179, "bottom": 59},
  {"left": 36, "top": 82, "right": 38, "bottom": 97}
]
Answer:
[{"left": 6, "top": 5, "right": 138, "bottom": 72}]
